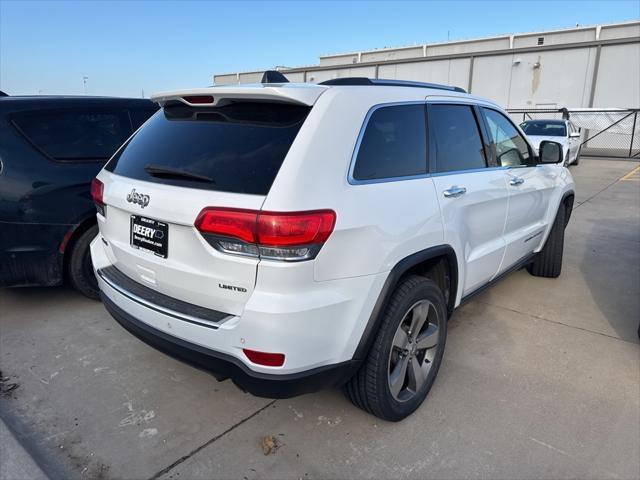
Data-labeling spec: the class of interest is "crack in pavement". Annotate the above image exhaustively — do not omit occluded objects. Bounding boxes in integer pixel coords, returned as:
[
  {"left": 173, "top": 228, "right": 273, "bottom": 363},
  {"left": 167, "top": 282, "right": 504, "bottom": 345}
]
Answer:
[
  {"left": 148, "top": 400, "right": 276, "bottom": 480},
  {"left": 573, "top": 167, "right": 637, "bottom": 210},
  {"left": 475, "top": 299, "right": 637, "bottom": 345}
]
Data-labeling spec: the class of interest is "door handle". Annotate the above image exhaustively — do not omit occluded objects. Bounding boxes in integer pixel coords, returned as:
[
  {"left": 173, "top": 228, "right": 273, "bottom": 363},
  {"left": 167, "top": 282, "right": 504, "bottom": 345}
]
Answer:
[
  {"left": 443, "top": 186, "right": 467, "bottom": 198},
  {"left": 509, "top": 177, "right": 525, "bottom": 186}
]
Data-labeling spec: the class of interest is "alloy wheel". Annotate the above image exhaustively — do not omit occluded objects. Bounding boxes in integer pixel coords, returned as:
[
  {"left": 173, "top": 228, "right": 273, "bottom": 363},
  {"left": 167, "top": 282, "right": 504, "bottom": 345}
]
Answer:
[{"left": 387, "top": 299, "right": 440, "bottom": 402}]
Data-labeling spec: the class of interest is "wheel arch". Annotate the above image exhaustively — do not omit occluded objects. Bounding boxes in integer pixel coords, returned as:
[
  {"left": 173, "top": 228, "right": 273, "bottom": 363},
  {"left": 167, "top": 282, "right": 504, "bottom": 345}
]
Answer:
[
  {"left": 352, "top": 245, "right": 459, "bottom": 361},
  {"left": 562, "top": 190, "right": 575, "bottom": 226}
]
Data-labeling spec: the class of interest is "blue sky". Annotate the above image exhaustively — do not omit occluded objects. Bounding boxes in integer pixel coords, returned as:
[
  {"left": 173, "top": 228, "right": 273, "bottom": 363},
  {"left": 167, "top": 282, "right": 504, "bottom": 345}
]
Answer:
[{"left": 1, "top": 0, "right": 638, "bottom": 97}]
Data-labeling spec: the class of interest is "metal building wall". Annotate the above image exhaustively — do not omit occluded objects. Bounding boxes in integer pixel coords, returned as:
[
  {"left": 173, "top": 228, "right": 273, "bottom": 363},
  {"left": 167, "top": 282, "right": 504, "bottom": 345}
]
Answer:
[{"left": 213, "top": 21, "right": 640, "bottom": 109}]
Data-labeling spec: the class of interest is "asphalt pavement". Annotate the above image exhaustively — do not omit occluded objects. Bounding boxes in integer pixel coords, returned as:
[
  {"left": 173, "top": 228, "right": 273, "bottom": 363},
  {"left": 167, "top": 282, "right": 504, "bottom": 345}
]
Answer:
[{"left": 1, "top": 158, "right": 638, "bottom": 480}]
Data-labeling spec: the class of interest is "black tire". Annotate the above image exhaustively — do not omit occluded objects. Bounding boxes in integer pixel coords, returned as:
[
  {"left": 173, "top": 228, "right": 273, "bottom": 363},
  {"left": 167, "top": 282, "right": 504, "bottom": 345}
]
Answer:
[
  {"left": 343, "top": 275, "right": 448, "bottom": 422},
  {"left": 67, "top": 225, "right": 100, "bottom": 300},
  {"left": 527, "top": 205, "right": 566, "bottom": 278}
]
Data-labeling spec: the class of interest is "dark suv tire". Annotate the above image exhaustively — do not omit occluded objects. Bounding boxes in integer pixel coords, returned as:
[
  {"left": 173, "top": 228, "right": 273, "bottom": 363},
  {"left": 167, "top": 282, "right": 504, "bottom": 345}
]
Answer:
[
  {"left": 343, "top": 275, "right": 448, "bottom": 421},
  {"left": 67, "top": 225, "right": 99, "bottom": 300},
  {"left": 527, "top": 205, "right": 566, "bottom": 278}
]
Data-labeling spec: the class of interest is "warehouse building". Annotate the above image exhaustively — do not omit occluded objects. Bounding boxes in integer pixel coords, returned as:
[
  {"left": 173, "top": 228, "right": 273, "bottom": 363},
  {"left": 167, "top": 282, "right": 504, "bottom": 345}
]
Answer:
[
  {"left": 214, "top": 20, "right": 640, "bottom": 158},
  {"left": 214, "top": 21, "right": 640, "bottom": 110}
]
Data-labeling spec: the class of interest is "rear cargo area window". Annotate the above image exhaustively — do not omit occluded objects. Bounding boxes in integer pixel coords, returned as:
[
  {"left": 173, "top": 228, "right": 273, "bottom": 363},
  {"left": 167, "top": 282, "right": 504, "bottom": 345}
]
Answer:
[
  {"left": 12, "top": 109, "right": 131, "bottom": 161},
  {"left": 105, "top": 102, "right": 311, "bottom": 195}
]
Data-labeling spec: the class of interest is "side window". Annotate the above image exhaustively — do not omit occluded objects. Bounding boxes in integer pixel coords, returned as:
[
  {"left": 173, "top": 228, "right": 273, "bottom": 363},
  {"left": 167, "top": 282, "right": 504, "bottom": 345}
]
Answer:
[
  {"left": 352, "top": 104, "right": 427, "bottom": 181},
  {"left": 12, "top": 109, "right": 131, "bottom": 161},
  {"left": 429, "top": 104, "right": 486, "bottom": 173},
  {"left": 482, "top": 108, "right": 532, "bottom": 167},
  {"left": 130, "top": 108, "right": 158, "bottom": 131}
]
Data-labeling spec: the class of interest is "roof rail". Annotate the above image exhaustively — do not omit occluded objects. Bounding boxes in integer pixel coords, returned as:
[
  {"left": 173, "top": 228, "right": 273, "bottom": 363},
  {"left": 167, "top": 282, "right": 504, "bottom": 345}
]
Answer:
[{"left": 319, "top": 77, "right": 466, "bottom": 93}]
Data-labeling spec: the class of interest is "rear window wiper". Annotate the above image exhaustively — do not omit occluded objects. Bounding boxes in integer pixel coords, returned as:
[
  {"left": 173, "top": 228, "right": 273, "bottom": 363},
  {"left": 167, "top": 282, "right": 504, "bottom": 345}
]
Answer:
[{"left": 144, "top": 164, "right": 215, "bottom": 183}]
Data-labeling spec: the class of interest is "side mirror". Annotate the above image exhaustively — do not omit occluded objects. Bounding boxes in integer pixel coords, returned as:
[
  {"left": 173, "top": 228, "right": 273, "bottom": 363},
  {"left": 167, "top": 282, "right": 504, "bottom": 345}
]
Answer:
[
  {"left": 569, "top": 131, "right": 581, "bottom": 138},
  {"left": 539, "top": 140, "right": 563, "bottom": 164}
]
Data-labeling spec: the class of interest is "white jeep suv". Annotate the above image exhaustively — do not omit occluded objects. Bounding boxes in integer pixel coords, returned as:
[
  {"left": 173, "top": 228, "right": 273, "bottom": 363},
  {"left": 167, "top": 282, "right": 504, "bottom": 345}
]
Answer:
[{"left": 91, "top": 76, "right": 575, "bottom": 421}]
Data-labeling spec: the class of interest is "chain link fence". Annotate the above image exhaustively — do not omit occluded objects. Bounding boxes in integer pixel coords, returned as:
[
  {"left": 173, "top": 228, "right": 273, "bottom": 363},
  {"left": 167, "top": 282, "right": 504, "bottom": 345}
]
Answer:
[{"left": 508, "top": 108, "right": 640, "bottom": 159}]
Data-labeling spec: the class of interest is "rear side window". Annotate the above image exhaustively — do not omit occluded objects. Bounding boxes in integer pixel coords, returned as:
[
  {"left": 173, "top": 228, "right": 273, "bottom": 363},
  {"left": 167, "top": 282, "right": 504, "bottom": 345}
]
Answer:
[
  {"left": 106, "top": 102, "right": 310, "bottom": 195},
  {"left": 352, "top": 104, "right": 427, "bottom": 181},
  {"left": 12, "top": 109, "right": 131, "bottom": 161},
  {"left": 429, "top": 104, "right": 486, "bottom": 173}
]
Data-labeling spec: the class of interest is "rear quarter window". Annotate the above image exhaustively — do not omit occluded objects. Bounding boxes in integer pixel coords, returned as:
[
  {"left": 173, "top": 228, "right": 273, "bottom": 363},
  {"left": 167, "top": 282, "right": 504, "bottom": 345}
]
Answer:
[
  {"left": 12, "top": 109, "right": 131, "bottom": 161},
  {"left": 105, "top": 102, "right": 311, "bottom": 195}
]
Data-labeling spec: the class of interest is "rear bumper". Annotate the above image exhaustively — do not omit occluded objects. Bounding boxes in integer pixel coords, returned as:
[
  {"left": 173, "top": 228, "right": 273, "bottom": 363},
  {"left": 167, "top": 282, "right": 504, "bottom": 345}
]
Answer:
[{"left": 101, "top": 293, "right": 358, "bottom": 398}]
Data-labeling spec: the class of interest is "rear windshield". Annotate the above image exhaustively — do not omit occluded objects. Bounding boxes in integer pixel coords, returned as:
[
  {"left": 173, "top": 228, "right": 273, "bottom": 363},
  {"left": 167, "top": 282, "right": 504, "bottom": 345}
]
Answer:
[
  {"left": 12, "top": 109, "right": 131, "bottom": 161},
  {"left": 105, "top": 102, "right": 311, "bottom": 195},
  {"left": 520, "top": 121, "right": 566, "bottom": 137}
]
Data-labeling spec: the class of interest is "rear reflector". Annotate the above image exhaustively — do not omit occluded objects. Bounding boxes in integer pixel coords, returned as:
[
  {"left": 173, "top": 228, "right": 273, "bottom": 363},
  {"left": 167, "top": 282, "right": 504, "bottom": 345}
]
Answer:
[
  {"left": 91, "top": 178, "right": 105, "bottom": 216},
  {"left": 243, "top": 349, "right": 285, "bottom": 367},
  {"left": 182, "top": 95, "right": 214, "bottom": 104},
  {"left": 195, "top": 208, "right": 336, "bottom": 261}
]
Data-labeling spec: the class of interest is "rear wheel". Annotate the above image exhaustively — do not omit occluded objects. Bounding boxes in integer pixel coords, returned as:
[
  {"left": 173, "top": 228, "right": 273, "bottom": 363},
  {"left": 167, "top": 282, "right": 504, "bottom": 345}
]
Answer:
[
  {"left": 67, "top": 225, "right": 99, "bottom": 300},
  {"left": 527, "top": 205, "right": 566, "bottom": 278},
  {"left": 343, "top": 276, "right": 447, "bottom": 421}
]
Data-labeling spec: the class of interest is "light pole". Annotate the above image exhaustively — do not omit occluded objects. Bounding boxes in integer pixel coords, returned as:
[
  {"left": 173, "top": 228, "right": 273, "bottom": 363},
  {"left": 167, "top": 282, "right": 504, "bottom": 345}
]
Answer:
[{"left": 83, "top": 76, "right": 88, "bottom": 95}]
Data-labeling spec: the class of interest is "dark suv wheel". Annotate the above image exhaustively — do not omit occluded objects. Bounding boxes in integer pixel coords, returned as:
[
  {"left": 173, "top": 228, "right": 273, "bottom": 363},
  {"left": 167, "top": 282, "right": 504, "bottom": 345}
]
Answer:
[
  {"left": 343, "top": 275, "right": 448, "bottom": 421},
  {"left": 67, "top": 225, "right": 99, "bottom": 300}
]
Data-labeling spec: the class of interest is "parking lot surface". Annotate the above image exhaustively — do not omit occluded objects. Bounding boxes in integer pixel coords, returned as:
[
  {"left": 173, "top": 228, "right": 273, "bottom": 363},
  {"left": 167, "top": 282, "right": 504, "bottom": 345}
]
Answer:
[{"left": 1, "top": 158, "right": 639, "bottom": 480}]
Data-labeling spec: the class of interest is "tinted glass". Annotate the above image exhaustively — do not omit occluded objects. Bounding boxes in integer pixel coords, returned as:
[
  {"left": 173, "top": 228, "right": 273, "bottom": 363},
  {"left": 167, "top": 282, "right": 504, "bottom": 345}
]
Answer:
[
  {"left": 129, "top": 108, "right": 158, "bottom": 131},
  {"left": 484, "top": 108, "right": 532, "bottom": 167},
  {"left": 353, "top": 104, "right": 427, "bottom": 181},
  {"left": 520, "top": 120, "right": 567, "bottom": 137},
  {"left": 429, "top": 104, "right": 486, "bottom": 173},
  {"left": 106, "top": 102, "right": 310, "bottom": 195},
  {"left": 13, "top": 109, "right": 130, "bottom": 161}
]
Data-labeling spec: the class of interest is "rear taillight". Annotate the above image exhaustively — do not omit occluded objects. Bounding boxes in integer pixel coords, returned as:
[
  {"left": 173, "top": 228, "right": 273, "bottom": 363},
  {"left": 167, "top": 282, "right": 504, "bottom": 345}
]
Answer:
[
  {"left": 91, "top": 178, "right": 105, "bottom": 216},
  {"left": 195, "top": 208, "right": 336, "bottom": 262}
]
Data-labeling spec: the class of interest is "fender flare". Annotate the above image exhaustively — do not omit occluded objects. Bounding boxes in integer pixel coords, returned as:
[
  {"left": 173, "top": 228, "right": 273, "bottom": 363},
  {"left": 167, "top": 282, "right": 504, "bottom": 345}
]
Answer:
[
  {"left": 352, "top": 245, "right": 458, "bottom": 361},
  {"left": 561, "top": 189, "right": 575, "bottom": 225}
]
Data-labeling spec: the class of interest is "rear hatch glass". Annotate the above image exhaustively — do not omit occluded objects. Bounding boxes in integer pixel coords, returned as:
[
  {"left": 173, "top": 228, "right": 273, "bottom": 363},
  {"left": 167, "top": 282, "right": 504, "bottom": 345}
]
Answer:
[{"left": 105, "top": 101, "right": 311, "bottom": 195}]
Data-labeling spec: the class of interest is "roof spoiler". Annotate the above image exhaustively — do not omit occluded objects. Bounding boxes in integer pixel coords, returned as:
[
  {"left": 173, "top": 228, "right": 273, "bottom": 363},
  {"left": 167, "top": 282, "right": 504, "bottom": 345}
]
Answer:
[{"left": 261, "top": 70, "right": 289, "bottom": 83}]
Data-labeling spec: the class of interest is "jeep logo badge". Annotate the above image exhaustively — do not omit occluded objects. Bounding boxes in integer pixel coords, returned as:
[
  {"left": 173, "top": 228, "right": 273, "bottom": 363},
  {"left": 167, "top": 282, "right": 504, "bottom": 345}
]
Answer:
[{"left": 126, "top": 188, "right": 150, "bottom": 209}]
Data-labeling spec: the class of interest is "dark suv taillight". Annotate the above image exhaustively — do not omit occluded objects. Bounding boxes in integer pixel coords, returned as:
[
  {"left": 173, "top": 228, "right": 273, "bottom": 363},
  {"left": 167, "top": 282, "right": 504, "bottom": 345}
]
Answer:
[
  {"left": 91, "top": 178, "right": 105, "bottom": 216},
  {"left": 195, "top": 208, "right": 336, "bottom": 261}
]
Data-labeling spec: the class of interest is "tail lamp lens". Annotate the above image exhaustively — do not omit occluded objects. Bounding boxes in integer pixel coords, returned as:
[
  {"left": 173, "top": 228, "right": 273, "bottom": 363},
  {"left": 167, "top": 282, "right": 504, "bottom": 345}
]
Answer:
[
  {"left": 195, "top": 208, "right": 336, "bottom": 261},
  {"left": 91, "top": 178, "right": 105, "bottom": 215},
  {"left": 242, "top": 348, "right": 285, "bottom": 367}
]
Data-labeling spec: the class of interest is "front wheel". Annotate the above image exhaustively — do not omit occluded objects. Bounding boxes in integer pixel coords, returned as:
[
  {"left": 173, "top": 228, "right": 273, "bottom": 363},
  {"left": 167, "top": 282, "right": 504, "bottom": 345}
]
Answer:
[
  {"left": 527, "top": 205, "right": 566, "bottom": 278},
  {"left": 343, "top": 276, "right": 448, "bottom": 421}
]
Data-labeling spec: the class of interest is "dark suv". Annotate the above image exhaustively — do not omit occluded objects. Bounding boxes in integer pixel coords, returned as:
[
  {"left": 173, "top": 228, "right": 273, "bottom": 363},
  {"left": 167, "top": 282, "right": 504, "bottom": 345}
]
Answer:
[{"left": 0, "top": 95, "right": 158, "bottom": 298}]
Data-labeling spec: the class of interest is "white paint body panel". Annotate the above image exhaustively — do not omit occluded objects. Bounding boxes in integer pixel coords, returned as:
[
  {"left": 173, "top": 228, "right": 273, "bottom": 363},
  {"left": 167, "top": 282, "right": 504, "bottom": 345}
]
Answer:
[{"left": 92, "top": 83, "right": 575, "bottom": 376}]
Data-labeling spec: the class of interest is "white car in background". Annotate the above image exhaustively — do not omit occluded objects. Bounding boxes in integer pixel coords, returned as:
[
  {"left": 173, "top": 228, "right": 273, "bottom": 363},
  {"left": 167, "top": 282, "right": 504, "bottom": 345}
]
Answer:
[{"left": 520, "top": 119, "right": 582, "bottom": 166}]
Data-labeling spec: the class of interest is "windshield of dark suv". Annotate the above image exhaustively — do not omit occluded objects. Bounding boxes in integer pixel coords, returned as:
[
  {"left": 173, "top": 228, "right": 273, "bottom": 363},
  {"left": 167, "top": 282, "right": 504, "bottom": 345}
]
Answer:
[
  {"left": 105, "top": 101, "right": 311, "bottom": 195},
  {"left": 520, "top": 120, "right": 567, "bottom": 137}
]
